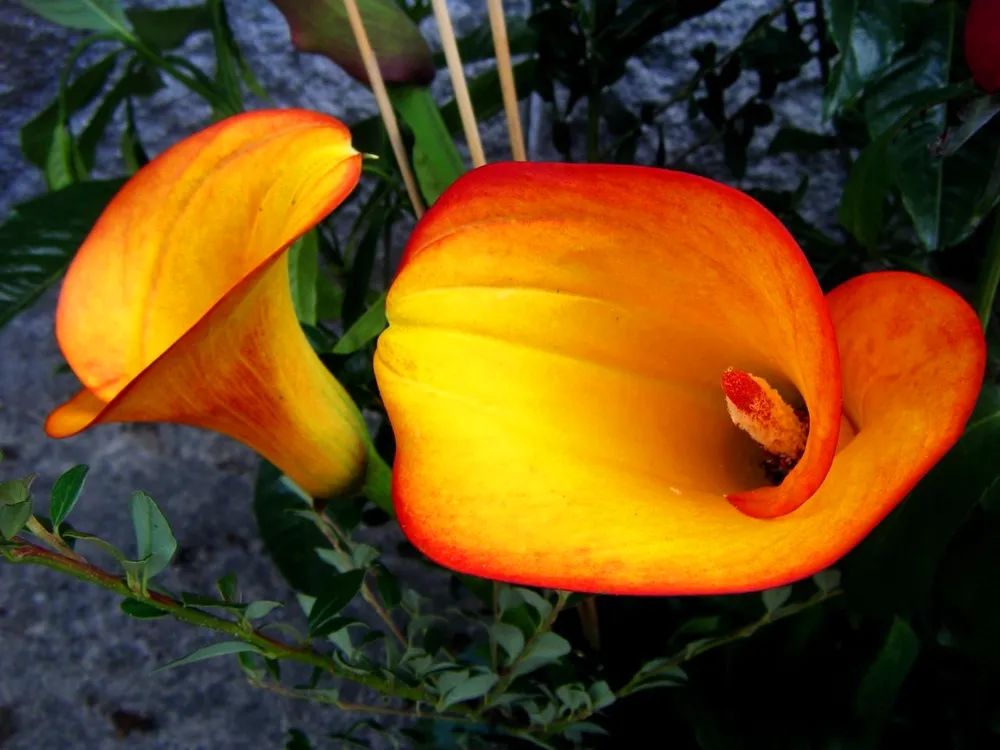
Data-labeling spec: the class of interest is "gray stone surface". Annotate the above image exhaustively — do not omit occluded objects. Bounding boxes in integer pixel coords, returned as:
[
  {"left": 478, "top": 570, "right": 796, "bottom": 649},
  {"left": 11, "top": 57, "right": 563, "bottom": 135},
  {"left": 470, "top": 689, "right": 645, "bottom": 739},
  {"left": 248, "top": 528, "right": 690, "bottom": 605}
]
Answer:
[{"left": 0, "top": 0, "right": 844, "bottom": 748}]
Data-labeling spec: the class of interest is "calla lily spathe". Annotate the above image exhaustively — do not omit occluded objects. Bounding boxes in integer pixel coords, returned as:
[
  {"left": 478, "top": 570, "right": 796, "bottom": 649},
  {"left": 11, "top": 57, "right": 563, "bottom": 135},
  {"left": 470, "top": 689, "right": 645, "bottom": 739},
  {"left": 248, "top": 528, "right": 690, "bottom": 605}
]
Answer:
[
  {"left": 374, "top": 163, "right": 986, "bottom": 595},
  {"left": 46, "top": 110, "right": 369, "bottom": 500}
]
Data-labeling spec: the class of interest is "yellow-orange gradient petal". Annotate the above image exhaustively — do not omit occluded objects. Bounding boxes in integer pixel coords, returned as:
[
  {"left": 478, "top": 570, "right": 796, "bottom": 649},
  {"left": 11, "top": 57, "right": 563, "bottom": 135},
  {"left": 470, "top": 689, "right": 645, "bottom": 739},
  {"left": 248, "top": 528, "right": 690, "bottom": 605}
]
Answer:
[
  {"left": 374, "top": 164, "right": 984, "bottom": 594},
  {"left": 46, "top": 110, "right": 368, "bottom": 499},
  {"left": 379, "top": 163, "right": 841, "bottom": 520}
]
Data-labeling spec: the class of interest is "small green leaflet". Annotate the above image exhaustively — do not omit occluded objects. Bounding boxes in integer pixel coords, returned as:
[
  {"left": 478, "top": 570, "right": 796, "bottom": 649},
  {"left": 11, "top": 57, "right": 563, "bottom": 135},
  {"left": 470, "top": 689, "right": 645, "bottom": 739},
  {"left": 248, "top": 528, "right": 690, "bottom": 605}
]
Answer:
[
  {"left": 152, "top": 641, "right": 267, "bottom": 673},
  {"left": 129, "top": 491, "right": 176, "bottom": 579},
  {"left": 49, "top": 464, "right": 88, "bottom": 532}
]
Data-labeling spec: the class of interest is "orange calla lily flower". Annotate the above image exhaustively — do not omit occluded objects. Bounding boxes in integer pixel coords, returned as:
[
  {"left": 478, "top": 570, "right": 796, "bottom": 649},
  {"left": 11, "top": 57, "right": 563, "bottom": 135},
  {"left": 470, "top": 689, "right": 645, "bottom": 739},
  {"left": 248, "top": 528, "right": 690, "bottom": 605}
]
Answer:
[
  {"left": 374, "top": 163, "right": 986, "bottom": 595},
  {"left": 46, "top": 110, "right": 369, "bottom": 500}
]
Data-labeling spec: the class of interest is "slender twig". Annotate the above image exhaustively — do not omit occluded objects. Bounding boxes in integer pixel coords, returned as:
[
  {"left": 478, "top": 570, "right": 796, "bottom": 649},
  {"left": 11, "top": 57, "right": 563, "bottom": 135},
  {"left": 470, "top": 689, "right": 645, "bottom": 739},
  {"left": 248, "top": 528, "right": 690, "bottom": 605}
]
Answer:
[
  {"left": 976, "top": 212, "right": 1000, "bottom": 331},
  {"left": 252, "top": 679, "right": 483, "bottom": 724},
  {"left": 487, "top": 0, "right": 526, "bottom": 160},
  {"left": 430, "top": 0, "right": 486, "bottom": 167},
  {"left": 315, "top": 513, "right": 407, "bottom": 647},
  {"left": 341, "top": 0, "right": 426, "bottom": 217},
  {"left": 485, "top": 591, "right": 571, "bottom": 705}
]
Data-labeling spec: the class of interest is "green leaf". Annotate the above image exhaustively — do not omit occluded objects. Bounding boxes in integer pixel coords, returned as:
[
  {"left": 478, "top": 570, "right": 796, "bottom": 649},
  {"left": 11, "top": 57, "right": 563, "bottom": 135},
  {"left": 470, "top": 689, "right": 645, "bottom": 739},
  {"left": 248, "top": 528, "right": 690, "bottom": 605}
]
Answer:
[
  {"left": 844, "top": 384, "right": 1000, "bottom": 616},
  {"left": 307, "top": 569, "right": 366, "bottom": 637},
  {"left": 126, "top": 4, "right": 212, "bottom": 50},
  {"left": 439, "top": 673, "right": 499, "bottom": 710},
  {"left": 588, "top": 680, "right": 616, "bottom": 710},
  {"left": 181, "top": 591, "right": 245, "bottom": 610},
  {"left": 121, "top": 97, "right": 149, "bottom": 174},
  {"left": 21, "top": 0, "right": 132, "bottom": 34},
  {"left": 0, "top": 179, "right": 125, "bottom": 331},
  {"left": 0, "top": 480, "right": 33, "bottom": 540},
  {"left": 21, "top": 51, "right": 118, "bottom": 171},
  {"left": 868, "top": 2, "right": 956, "bottom": 250},
  {"left": 935, "top": 93, "right": 1000, "bottom": 158},
  {"left": 440, "top": 59, "right": 537, "bottom": 138},
  {"left": 823, "top": 0, "right": 903, "bottom": 118},
  {"left": 253, "top": 461, "right": 340, "bottom": 598},
  {"left": 77, "top": 62, "right": 163, "bottom": 174},
  {"left": 216, "top": 573, "right": 239, "bottom": 602},
  {"left": 375, "top": 566, "right": 401, "bottom": 610},
  {"left": 45, "top": 121, "right": 83, "bottom": 190},
  {"left": 389, "top": 85, "right": 465, "bottom": 205},
  {"left": 49, "top": 464, "right": 88, "bottom": 532},
  {"left": 128, "top": 491, "right": 176, "bottom": 579},
  {"left": 285, "top": 728, "right": 313, "bottom": 750},
  {"left": 492, "top": 622, "right": 525, "bottom": 664},
  {"left": 351, "top": 543, "right": 380, "bottom": 568},
  {"left": 812, "top": 568, "right": 841, "bottom": 593},
  {"left": 762, "top": 585, "right": 792, "bottom": 613},
  {"left": 207, "top": 0, "right": 245, "bottom": 115},
  {"left": 855, "top": 617, "right": 920, "bottom": 721},
  {"left": 120, "top": 598, "right": 168, "bottom": 619},
  {"left": 509, "top": 632, "right": 571, "bottom": 679},
  {"left": 152, "top": 641, "right": 267, "bottom": 673},
  {"left": 288, "top": 230, "right": 319, "bottom": 325},
  {"left": 767, "top": 127, "right": 841, "bottom": 155},
  {"left": 332, "top": 294, "right": 386, "bottom": 354},
  {"left": 269, "top": 0, "right": 434, "bottom": 86},
  {"left": 838, "top": 126, "right": 892, "bottom": 247},
  {"left": 244, "top": 600, "right": 283, "bottom": 620}
]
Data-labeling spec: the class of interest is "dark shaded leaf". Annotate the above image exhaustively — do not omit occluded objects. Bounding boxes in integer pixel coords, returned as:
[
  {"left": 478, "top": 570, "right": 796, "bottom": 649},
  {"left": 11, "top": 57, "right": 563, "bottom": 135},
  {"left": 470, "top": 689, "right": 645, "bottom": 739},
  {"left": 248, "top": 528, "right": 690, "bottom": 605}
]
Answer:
[
  {"left": 844, "top": 384, "right": 1000, "bottom": 616},
  {"left": 823, "top": 0, "right": 903, "bottom": 117},
  {"left": 126, "top": 3, "right": 211, "bottom": 50},
  {"left": 333, "top": 294, "right": 386, "bottom": 354},
  {"left": 0, "top": 179, "right": 124, "bottom": 330},
  {"left": 152, "top": 641, "right": 266, "bottom": 673},
  {"left": 21, "top": 52, "right": 118, "bottom": 171},
  {"left": 120, "top": 598, "right": 168, "bottom": 619},
  {"left": 308, "top": 569, "right": 367, "bottom": 637},
  {"left": 253, "top": 461, "right": 340, "bottom": 598},
  {"left": 49, "top": 464, "right": 88, "bottom": 532},
  {"left": 855, "top": 617, "right": 920, "bottom": 721},
  {"left": 288, "top": 230, "right": 319, "bottom": 325}
]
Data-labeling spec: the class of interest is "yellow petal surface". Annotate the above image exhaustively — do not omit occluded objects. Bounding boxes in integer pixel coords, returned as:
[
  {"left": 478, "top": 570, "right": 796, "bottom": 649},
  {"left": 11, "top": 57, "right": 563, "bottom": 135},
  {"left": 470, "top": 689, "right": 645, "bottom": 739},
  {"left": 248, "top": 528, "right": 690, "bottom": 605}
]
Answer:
[{"left": 375, "top": 164, "right": 984, "bottom": 594}]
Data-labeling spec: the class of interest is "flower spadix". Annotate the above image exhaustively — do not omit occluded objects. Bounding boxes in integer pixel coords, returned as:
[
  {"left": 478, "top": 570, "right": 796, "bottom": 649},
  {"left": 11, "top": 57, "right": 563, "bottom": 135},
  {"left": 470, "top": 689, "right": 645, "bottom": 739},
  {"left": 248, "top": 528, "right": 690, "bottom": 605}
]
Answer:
[
  {"left": 374, "top": 163, "right": 986, "bottom": 595},
  {"left": 46, "top": 110, "right": 368, "bottom": 500}
]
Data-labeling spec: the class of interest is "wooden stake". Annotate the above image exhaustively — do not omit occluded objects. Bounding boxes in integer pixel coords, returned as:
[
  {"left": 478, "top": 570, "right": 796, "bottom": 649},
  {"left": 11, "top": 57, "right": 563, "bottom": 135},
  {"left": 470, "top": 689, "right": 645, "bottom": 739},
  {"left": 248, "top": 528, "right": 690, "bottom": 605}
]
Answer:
[
  {"left": 341, "top": 0, "right": 425, "bottom": 217},
  {"left": 487, "top": 0, "right": 526, "bottom": 161},
  {"left": 430, "top": 0, "right": 487, "bottom": 167}
]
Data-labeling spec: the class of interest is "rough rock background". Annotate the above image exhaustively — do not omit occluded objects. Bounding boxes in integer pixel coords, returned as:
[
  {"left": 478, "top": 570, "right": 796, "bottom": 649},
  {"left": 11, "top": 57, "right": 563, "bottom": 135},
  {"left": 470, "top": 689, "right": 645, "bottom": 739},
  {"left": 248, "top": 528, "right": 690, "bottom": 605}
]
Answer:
[{"left": 0, "top": 0, "right": 844, "bottom": 747}]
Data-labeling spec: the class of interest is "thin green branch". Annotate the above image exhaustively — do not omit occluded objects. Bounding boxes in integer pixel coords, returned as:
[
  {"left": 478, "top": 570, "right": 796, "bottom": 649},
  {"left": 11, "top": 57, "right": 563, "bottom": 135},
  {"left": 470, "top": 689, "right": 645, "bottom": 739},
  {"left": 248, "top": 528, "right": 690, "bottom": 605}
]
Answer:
[
  {"left": 486, "top": 591, "right": 572, "bottom": 706},
  {"left": 1, "top": 537, "right": 419, "bottom": 699}
]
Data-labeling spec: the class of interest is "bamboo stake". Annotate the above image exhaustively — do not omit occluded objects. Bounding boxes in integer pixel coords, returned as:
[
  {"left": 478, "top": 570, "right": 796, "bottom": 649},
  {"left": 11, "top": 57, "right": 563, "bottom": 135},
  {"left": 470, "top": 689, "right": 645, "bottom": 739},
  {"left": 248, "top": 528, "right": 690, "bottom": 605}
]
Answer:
[
  {"left": 487, "top": 0, "right": 526, "bottom": 160},
  {"left": 430, "top": 0, "right": 487, "bottom": 167},
  {"left": 342, "top": 0, "right": 425, "bottom": 217}
]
